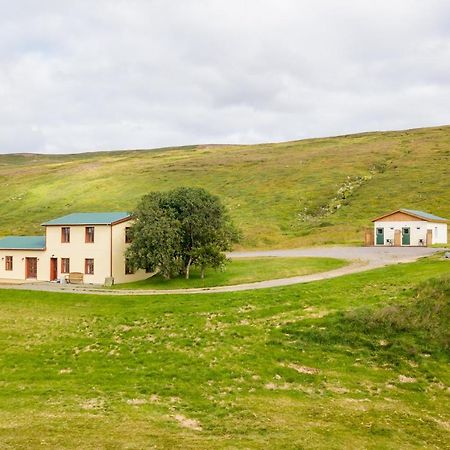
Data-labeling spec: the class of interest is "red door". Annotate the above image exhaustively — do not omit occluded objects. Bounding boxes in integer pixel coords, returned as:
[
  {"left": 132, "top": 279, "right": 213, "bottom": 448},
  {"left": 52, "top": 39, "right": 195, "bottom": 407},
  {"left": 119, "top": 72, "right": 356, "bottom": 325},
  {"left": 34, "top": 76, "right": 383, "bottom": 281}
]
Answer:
[
  {"left": 26, "top": 257, "right": 38, "bottom": 279},
  {"left": 50, "top": 258, "right": 58, "bottom": 281}
]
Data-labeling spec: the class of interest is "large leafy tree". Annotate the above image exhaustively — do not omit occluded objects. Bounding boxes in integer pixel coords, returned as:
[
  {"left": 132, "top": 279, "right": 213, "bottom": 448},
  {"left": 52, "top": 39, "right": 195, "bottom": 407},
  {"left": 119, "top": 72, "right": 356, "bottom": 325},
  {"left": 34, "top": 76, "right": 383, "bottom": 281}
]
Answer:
[{"left": 126, "top": 187, "right": 239, "bottom": 279}]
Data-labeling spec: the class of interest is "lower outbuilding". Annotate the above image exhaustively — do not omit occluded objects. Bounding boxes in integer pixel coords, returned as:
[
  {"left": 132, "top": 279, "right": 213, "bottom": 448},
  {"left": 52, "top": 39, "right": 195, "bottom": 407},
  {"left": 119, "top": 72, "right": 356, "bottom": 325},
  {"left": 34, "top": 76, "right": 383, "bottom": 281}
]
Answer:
[{"left": 366, "top": 209, "right": 448, "bottom": 246}]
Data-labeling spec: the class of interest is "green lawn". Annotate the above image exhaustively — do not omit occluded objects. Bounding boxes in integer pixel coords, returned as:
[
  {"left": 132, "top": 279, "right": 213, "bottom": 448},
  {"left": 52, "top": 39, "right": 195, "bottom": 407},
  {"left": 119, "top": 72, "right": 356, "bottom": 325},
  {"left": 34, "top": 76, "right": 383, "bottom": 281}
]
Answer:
[
  {"left": 114, "top": 256, "right": 347, "bottom": 289},
  {"left": 0, "top": 257, "right": 449, "bottom": 448},
  {"left": 1, "top": 125, "right": 449, "bottom": 248}
]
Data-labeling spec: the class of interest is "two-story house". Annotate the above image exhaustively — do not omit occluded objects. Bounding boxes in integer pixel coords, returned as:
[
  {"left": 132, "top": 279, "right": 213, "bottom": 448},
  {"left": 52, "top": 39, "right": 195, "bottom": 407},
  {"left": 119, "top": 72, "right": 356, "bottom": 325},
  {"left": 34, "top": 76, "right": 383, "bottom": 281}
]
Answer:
[{"left": 0, "top": 212, "right": 148, "bottom": 284}]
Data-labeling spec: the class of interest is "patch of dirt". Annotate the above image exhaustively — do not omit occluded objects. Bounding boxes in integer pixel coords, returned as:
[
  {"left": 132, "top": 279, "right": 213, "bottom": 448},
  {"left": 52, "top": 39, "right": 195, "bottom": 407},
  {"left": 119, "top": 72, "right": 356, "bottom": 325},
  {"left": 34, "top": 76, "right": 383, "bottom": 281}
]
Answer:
[
  {"left": 263, "top": 382, "right": 317, "bottom": 395},
  {"left": 238, "top": 304, "right": 256, "bottom": 313},
  {"left": 82, "top": 343, "right": 102, "bottom": 353},
  {"left": 398, "top": 375, "right": 417, "bottom": 383},
  {"left": 149, "top": 394, "right": 160, "bottom": 402},
  {"left": 430, "top": 418, "right": 450, "bottom": 431},
  {"left": 173, "top": 414, "right": 202, "bottom": 431},
  {"left": 81, "top": 398, "right": 105, "bottom": 410},
  {"left": 126, "top": 398, "right": 148, "bottom": 405},
  {"left": 285, "top": 363, "right": 320, "bottom": 375},
  {"left": 264, "top": 382, "right": 291, "bottom": 391},
  {"left": 327, "top": 385, "right": 350, "bottom": 394}
]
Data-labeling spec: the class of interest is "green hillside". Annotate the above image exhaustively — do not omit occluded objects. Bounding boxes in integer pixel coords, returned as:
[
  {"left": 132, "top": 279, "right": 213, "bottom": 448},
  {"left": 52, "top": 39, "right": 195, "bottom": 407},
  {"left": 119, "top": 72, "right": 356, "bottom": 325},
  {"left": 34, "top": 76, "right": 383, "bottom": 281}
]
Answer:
[{"left": 1, "top": 125, "right": 449, "bottom": 248}]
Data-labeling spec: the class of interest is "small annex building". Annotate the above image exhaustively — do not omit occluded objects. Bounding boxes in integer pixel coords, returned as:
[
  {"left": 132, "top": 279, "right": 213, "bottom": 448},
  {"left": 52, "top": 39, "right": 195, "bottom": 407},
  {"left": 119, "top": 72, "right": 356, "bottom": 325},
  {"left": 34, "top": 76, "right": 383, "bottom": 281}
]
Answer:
[
  {"left": 0, "top": 212, "right": 149, "bottom": 285},
  {"left": 368, "top": 209, "right": 448, "bottom": 247}
]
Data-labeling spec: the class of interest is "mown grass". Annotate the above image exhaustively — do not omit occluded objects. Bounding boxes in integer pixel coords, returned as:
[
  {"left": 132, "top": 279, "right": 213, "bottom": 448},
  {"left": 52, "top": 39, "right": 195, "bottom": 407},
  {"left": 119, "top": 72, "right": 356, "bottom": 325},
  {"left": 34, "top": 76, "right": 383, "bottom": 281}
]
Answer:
[
  {"left": 113, "top": 256, "right": 347, "bottom": 289},
  {"left": 1, "top": 125, "right": 449, "bottom": 248},
  {"left": 0, "top": 258, "right": 449, "bottom": 448}
]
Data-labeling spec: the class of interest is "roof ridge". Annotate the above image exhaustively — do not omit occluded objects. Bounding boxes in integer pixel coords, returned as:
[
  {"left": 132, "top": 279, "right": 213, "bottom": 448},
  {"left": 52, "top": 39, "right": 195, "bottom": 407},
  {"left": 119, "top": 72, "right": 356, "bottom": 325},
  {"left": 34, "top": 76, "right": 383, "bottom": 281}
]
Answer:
[
  {"left": 372, "top": 209, "right": 448, "bottom": 222},
  {"left": 41, "top": 211, "right": 131, "bottom": 226},
  {"left": 0, "top": 235, "right": 46, "bottom": 250},
  {"left": 400, "top": 208, "right": 447, "bottom": 221}
]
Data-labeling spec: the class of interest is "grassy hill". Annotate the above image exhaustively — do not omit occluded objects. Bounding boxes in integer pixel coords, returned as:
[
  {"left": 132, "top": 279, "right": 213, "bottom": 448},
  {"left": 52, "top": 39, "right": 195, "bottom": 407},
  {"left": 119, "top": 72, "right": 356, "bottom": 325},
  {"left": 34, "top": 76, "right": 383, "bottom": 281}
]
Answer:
[{"left": 1, "top": 125, "right": 449, "bottom": 248}]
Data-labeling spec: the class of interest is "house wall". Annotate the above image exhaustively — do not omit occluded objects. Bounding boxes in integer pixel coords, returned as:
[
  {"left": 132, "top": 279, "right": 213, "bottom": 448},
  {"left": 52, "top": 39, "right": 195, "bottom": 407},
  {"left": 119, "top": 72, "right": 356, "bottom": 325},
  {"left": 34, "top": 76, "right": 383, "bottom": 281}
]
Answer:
[
  {"left": 374, "top": 221, "right": 427, "bottom": 246},
  {"left": 0, "top": 221, "right": 151, "bottom": 285},
  {"left": 430, "top": 223, "right": 448, "bottom": 244},
  {"left": 45, "top": 225, "right": 111, "bottom": 284},
  {"left": 0, "top": 249, "right": 47, "bottom": 281},
  {"left": 111, "top": 220, "right": 148, "bottom": 284},
  {"left": 373, "top": 221, "right": 448, "bottom": 246}
]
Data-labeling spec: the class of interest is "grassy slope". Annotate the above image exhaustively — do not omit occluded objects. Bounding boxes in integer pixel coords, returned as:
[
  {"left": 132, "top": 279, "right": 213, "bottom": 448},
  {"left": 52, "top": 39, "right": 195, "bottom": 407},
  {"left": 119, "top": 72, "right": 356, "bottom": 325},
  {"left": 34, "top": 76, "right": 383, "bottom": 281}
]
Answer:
[
  {"left": 0, "top": 125, "right": 449, "bottom": 248},
  {"left": 113, "top": 257, "right": 347, "bottom": 289},
  {"left": 0, "top": 258, "right": 449, "bottom": 449}
]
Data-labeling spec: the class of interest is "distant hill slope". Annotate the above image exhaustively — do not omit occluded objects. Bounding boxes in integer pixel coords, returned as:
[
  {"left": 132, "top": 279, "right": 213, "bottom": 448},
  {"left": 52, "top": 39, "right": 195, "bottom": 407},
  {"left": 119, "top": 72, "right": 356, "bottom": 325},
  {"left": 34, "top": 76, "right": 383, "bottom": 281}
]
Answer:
[{"left": 0, "top": 125, "right": 449, "bottom": 248}]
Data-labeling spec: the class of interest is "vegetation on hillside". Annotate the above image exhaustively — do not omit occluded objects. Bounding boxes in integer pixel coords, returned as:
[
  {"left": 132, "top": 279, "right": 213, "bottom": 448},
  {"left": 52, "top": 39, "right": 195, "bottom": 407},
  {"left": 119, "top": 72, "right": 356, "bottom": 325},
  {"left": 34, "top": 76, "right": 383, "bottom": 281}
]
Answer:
[
  {"left": 0, "top": 125, "right": 449, "bottom": 247},
  {"left": 0, "top": 258, "right": 449, "bottom": 448},
  {"left": 345, "top": 276, "right": 450, "bottom": 354},
  {"left": 284, "top": 275, "right": 450, "bottom": 366}
]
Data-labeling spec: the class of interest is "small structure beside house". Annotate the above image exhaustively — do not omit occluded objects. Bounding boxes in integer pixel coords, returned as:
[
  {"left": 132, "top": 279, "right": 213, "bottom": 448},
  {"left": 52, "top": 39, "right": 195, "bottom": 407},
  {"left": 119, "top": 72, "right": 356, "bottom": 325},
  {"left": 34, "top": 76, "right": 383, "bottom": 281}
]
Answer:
[
  {"left": 0, "top": 212, "right": 149, "bottom": 284},
  {"left": 365, "top": 209, "right": 448, "bottom": 247}
]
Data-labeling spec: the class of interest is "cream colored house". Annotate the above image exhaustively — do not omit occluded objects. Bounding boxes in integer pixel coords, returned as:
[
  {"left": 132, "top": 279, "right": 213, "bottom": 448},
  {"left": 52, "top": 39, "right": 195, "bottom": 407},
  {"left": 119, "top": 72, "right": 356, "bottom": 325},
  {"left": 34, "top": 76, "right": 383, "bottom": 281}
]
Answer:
[
  {"left": 0, "top": 212, "right": 148, "bottom": 284},
  {"left": 371, "top": 209, "right": 448, "bottom": 246}
]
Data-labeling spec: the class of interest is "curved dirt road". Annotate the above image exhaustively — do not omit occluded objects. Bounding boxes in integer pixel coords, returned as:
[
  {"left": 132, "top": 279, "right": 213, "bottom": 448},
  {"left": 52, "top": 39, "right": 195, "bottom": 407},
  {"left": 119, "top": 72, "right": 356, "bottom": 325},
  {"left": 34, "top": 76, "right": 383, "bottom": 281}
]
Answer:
[{"left": 0, "top": 246, "right": 440, "bottom": 296}]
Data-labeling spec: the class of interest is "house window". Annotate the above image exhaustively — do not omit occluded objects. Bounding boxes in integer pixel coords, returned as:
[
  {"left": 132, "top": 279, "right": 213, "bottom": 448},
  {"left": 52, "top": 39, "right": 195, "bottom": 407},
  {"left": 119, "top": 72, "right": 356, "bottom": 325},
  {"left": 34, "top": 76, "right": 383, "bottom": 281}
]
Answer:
[
  {"left": 125, "top": 227, "right": 132, "bottom": 243},
  {"left": 125, "top": 259, "right": 135, "bottom": 275},
  {"left": 5, "top": 256, "right": 13, "bottom": 271},
  {"left": 61, "top": 227, "right": 70, "bottom": 243},
  {"left": 85, "top": 258, "right": 94, "bottom": 275},
  {"left": 85, "top": 226, "right": 95, "bottom": 243},
  {"left": 61, "top": 258, "right": 70, "bottom": 274}
]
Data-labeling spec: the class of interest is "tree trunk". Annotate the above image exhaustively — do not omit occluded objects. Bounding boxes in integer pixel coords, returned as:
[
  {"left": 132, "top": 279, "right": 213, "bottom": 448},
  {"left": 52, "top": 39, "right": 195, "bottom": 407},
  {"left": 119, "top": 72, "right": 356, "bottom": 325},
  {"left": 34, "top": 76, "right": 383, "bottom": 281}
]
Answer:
[
  {"left": 201, "top": 267, "right": 205, "bottom": 279},
  {"left": 185, "top": 257, "right": 193, "bottom": 279}
]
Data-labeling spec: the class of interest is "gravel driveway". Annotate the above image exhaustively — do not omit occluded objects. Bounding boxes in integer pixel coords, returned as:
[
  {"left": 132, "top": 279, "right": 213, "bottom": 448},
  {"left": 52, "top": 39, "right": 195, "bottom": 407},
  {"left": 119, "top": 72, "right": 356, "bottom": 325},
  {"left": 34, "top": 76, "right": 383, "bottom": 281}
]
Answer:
[
  {"left": 0, "top": 246, "right": 441, "bottom": 296},
  {"left": 230, "top": 246, "right": 438, "bottom": 265}
]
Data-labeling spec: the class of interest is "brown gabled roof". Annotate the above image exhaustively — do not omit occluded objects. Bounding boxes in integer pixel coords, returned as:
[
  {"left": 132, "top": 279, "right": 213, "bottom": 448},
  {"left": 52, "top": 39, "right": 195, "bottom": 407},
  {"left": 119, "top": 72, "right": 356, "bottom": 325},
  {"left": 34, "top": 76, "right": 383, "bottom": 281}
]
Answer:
[{"left": 372, "top": 209, "right": 448, "bottom": 223}]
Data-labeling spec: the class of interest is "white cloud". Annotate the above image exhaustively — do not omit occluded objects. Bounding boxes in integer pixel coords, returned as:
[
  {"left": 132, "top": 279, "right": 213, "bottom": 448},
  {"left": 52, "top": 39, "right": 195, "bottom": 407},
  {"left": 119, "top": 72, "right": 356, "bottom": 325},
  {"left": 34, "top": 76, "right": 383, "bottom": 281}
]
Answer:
[{"left": 0, "top": 0, "right": 449, "bottom": 153}]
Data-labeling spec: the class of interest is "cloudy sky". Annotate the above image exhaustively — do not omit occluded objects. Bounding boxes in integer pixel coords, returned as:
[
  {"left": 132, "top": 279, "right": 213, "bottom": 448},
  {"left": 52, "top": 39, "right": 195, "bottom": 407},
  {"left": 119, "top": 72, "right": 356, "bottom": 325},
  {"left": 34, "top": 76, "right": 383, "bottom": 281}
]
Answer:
[{"left": 1, "top": 0, "right": 449, "bottom": 154}]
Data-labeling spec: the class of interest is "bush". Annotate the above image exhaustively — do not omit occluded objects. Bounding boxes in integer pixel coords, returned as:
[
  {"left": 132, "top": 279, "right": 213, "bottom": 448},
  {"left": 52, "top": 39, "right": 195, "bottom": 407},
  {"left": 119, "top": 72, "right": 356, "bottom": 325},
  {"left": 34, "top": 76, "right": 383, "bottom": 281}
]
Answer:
[{"left": 345, "top": 276, "right": 450, "bottom": 352}]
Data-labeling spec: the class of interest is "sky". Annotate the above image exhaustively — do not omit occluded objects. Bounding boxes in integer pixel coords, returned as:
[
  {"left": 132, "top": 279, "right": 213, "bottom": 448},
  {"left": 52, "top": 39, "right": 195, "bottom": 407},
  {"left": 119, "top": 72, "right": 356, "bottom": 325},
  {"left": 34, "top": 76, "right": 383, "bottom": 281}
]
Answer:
[{"left": 1, "top": 0, "right": 449, "bottom": 154}]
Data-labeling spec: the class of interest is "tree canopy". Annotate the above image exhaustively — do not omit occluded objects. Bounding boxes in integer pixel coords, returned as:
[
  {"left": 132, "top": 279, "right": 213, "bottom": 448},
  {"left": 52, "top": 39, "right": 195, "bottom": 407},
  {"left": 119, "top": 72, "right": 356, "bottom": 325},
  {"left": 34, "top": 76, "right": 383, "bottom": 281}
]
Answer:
[{"left": 125, "top": 187, "right": 239, "bottom": 279}]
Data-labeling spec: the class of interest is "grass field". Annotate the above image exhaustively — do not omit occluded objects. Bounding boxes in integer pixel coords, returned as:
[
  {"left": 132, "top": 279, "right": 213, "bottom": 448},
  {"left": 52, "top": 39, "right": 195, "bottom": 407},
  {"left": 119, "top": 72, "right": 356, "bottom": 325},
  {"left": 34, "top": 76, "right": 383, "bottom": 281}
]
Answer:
[
  {"left": 0, "top": 125, "right": 449, "bottom": 248},
  {"left": 0, "top": 257, "right": 449, "bottom": 449},
  {"left": 113, "top": 256, "right": 347, "bottom": 289}
]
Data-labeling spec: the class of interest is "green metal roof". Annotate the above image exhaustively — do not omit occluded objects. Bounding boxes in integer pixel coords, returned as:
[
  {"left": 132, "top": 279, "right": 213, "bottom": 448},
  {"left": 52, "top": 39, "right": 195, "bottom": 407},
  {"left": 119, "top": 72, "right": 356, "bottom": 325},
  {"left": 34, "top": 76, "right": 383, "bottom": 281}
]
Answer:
[
  {"left": 41, "top": 212, "right": 131, "bottom": 226},
  {"left": 401, "top": 209, "right": 448, "bottom": 222},
  {"left": 0, "top": 236, "right": 46, "bottom": 250}
]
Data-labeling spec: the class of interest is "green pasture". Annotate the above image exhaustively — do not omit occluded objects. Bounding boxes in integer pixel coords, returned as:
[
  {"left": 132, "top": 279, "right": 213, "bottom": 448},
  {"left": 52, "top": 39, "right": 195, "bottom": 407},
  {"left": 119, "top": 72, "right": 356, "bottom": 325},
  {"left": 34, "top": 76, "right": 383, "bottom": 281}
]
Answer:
[
  {"left": 0, "top": 257, "right": 449, "bottom": 448},
  {"left": 114, "top": 256, "right": 347, "bottom": 289}
]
